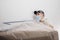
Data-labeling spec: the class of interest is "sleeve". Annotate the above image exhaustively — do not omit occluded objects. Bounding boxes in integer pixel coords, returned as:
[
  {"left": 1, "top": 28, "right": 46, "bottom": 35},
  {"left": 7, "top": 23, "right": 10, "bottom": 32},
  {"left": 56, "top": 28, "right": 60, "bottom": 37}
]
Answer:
[{"left": 43, "top": 19, "right": 54, "bottom": 28}]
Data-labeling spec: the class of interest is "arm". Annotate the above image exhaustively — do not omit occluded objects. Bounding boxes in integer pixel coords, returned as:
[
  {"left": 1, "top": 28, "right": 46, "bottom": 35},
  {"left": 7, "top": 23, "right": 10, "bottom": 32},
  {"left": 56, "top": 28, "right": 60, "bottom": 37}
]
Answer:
[{"left": 41, "top": 19, "right": 54, "bottom": 28}]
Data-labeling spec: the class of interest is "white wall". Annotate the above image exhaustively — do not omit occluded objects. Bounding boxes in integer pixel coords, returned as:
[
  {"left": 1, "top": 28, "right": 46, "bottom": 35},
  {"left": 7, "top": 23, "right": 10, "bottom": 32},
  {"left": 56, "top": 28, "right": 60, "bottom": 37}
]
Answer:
[{"left": 0, "top": 0, "right": 60, "bottom": 27}]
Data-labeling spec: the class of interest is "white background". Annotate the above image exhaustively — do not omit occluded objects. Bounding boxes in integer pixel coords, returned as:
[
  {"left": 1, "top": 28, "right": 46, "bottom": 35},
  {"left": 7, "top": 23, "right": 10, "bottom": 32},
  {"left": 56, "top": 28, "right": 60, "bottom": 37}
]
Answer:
[{"left": 0, "top": 0, "right": 60, "bottom": 40}]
